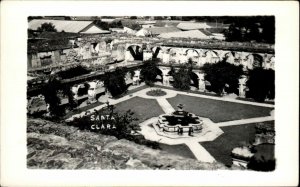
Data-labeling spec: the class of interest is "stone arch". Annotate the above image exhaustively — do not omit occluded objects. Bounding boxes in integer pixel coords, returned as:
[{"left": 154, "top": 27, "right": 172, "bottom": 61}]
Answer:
[
  {"left": 186, "top": 49, "right": 200, "bottom": 64},
  {"left": 189, "top": 71, "right": 199, "bottom": 89},
  {"left": 252, "top": 54, "right": 263, "bottom": 68},
  {"left": 127, "top": 45, "right": 143, "bottom": 61},
  {"left": 166, "top": 48, "right": 178, "bottom": 55},
  {"left": 155, "top": 67, "right": 164, "bottom": 83},
  {"left": 264, "top": 55, "right": 275, "bottom": 69},
  {"left": 185, "top": 49, "right": 200, "bottom": 56},
  {"left": 224, "top": 51, "right": 236, "bottom": 64},
  {"left": 245, "top": 53, "right": 263, "bottom": 69},
  {"left": 167, "top": 48, "right": 178, "bottom": 63},
  {"left": 151, "top": 46, "right": 162, "bottom": 59},
  {"left": 203, "top": 50, "right": 220, "bottom": 63},
  {"left": 159, "top": 67, "right": 171, "bottom": 86}
]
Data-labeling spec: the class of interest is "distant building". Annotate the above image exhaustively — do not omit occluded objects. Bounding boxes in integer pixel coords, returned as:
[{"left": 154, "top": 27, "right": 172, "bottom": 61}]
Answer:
[
  {"left": 136, "top": 27, "right": 180, "bottom": 37},
  {"left": 28, "top": 19, "right": 111, "bottom": 34},
  {"left": 177, "top": 22, "right": 212, "bottom": 31},
  {"left": 158, "top": 30, "right": 212, "bottom": 40},
  {"left": 101, "top": 18, "right": 116, "bottom": 23},
  {"left": 137, "top": 20, "right": 156, "bottom": 28}
]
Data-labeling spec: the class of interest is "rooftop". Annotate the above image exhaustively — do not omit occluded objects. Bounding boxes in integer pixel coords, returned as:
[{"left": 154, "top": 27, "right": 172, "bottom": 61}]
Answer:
[
  {"left": 158, "top": 30, "right": 211, "bottom": 39},
  {"left": 29, "top": 19, "right": 94, "bottom": 33},
  {"left": 144, "top": 27, "right": 181, "bottom": 35},
  {"left": 177, "top": 22, "right": 212, "bottom": 30}
]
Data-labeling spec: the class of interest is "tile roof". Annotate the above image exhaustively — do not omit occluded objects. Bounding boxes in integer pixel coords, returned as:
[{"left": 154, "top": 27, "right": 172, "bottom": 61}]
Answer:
[
  {"left": 177, "top": 22, "right": 212, "bottom": 30},
  {"left": 158, "top": 30, "right": 211, "bottom": 39},
  {"left": 28, "top": 19, "right": 94, "bottom": 33},
  {"left": 144, "top": 27, "right": 181, "bottom": 35}
]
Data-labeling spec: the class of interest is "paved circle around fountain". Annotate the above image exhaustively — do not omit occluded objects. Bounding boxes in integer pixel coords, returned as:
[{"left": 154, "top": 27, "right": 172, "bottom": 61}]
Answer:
[{"left": 135, "top": 88, "right": 177, "bottom": 99}]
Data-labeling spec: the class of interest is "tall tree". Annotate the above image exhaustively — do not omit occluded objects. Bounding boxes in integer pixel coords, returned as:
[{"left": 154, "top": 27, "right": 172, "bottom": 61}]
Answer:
[
  {"left": 140, "top": 59, "right": 161, "bottom": 86},
  {"left": 37, "top": 23, "right": 57, "bottom": 32},
  {"left": 42, "top": 75, "right": 65, "bottom": 117},
  {"left": 172, "top": 64, "right": 192, "bottom": 91},
  {"left": 201, "top": 58, "right": 244, "bottom": 95},
  {"left": 224, "top": 16, "right": 274, "bottom": 43},
  {"left": 103, "top": 67, "right": 127, "bottom": 97},
  {"left": 246, "top": 67, "right": 275, "bottom": 102}
]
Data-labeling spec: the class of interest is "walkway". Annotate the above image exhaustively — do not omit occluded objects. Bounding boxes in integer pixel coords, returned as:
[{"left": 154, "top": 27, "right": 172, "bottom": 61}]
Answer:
[
  {"left": 185, "top": 141, "right": 215, "bottom": 163},
  {"left": 65, "top": 87, "right": 275, "bottom": 163},
  {"left": 156, "top": 98, "right": 175, "bottom": 114},
  {"left": 139, "top": 117, "right": 217, "bottom": 163},
  {"left": 217, "top": 116, "right": 274, "bottom": 127}
]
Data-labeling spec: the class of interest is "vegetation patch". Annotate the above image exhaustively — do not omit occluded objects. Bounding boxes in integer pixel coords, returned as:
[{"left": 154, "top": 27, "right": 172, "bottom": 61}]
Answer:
[
  {"left": 67, "top": 102, "right": 161, "bottom": 149},
  {"left": 57, "top": 66, "right": 91, "bottom": 80},
  {"left": 146, "top": 89, "right": 167, "bottom": 97},
  {"left": 201, "top": 123, "right": 257, "bottom": 167},
  {"left": 113, "top": 97, "right": 164, "bottom": 124},
  {"left": 167, "top": 94, "right": 273, "bottom": 122},
  {"left": 201, "top": 58, "right": 244, "bottom": 96},
  {"left": 201, "top": 121, "right": 274, "bottom": 167}
]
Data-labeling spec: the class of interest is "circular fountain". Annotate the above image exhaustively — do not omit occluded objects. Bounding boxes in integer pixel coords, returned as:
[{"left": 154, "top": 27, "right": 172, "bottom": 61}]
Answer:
[{"left": 155, "top": 104, "right": 203, "bottom": 135}]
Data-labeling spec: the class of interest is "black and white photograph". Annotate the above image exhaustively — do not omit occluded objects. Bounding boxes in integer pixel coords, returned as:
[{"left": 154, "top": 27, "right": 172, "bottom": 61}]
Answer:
[
  {"left": 26, "top": 15, "right": 276, "bottom": 170},
  {"left": 1, "top": 1, "right": 298, "bottom": 186}
]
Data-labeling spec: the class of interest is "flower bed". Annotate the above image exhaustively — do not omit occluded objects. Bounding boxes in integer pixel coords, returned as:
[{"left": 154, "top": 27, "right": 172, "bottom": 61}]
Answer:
[{"left": 146, "top": 89, "right": 167, "bottom": 97}]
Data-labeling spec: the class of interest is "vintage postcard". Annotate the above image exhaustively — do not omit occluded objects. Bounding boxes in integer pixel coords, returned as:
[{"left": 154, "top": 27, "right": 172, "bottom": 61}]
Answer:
[{"left": 1, "top": 1, "right": 299, "bottom": 186}]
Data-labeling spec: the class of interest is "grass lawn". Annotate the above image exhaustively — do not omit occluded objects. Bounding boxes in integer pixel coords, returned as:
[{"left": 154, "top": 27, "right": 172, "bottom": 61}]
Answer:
[
  {"left": 201, "top": 121, "right": 274, "bottom": 167},
  {"left": 167, "top": 94, "right": 273, "bottom": 123},
  {"left": 158, "top": 143, "right": 196, "bottom": 160},
  {"left": 155, "top": 84, "right": 220, "bottom": 97},
  {"left": 114, "top": 96, "right": 164, "bottom": 124}
]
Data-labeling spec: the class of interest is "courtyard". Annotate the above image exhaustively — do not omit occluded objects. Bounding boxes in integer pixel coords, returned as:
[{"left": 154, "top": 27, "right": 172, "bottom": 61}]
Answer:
[{"left": 66, "top": 86, "right": 275, "bottom": 167}]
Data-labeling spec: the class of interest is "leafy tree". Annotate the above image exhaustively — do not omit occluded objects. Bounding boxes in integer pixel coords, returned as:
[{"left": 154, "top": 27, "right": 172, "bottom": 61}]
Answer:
[
  {"left": 140, "top": 59, "right": 162, "bottom": 86},
  {"left": 37, "top": 23, "right": 57, "bottom": 32},
  {"left": 224, "top": 23, "right": 242, "bottom": 42},
  {"left": 124, "top": 22, "right": 141, "bottom": 31},
  {"left": 154, "top": 16, "right": 164, "bottom": 20},
  {"left": 103, "top": 67, "right": 127, "bottom": 97},
  {"left": 246, "top": 67, "right": 275, "bottom": 102},
  {"left": 57, "top": 66, "right": 91, "bottom": 79},
  {"left": 260, "top": 16, "right": 275, "bottom": 44},
  {"left": 247, "top": 144, "right": 275, "bottom": 171},
  {"left": 62, "top": 84, "right": 77, "bottom": 110},
  {"left": 68, "top": 102, "right": 160, "bottom": 149},
  {"left": 42, "top": 76, "right": 65, "bottom": 117},
  {"left": 109, "top": 20, "right": 123, "bottom": 28},
  {"left": 201, "top": 58, "right": 244, "bottom": 95},
  {"left": 93, "top": 20, "right": 109, "bottom": 30},
  {"left": 224, "top": 16, "right": 275, "bottom": 43},
  {"left": 130, "top": 16, "right": 137, "bottom": 19},
  {"left": 169, "top": 65, "right": 176, "bottom": 77},
  {"left": 172, "top": 64, "right": 192, "bottom": 91}
]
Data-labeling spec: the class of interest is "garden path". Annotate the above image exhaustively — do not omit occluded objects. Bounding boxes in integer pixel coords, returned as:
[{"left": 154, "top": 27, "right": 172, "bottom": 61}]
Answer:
[
  {"left": 185, "top": 141, "right": 216, "bottom": 163},
  {"left": 65, "top": 87, "right": 275, "bottom": 164},
  {"left": 216, "top": 116, "right": 274, "bottom": 127},
  {"left": 156, "top": 98, "right": 175, "bottom": 114}
]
